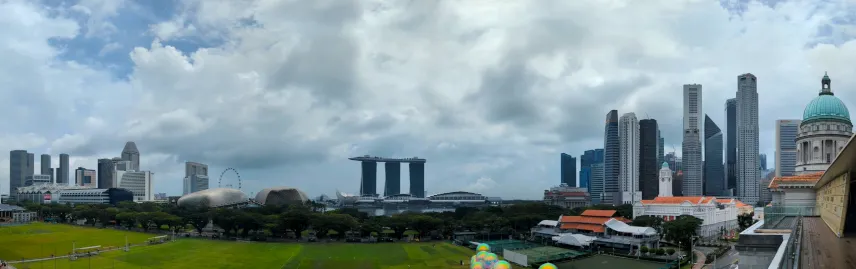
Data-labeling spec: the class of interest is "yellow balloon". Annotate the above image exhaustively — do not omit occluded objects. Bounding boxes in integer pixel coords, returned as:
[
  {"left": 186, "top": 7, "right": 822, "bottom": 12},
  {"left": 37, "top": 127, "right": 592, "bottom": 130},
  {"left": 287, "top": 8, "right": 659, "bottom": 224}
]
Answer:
[
  {"left": 537, "top": 263, "right": 557, "bottom": 269},
  {"left": 471, "top": 261, "right": 485, "bottom": 269},
  {"left": 494, "top": 260, "right": 513, "bottom": 269}
]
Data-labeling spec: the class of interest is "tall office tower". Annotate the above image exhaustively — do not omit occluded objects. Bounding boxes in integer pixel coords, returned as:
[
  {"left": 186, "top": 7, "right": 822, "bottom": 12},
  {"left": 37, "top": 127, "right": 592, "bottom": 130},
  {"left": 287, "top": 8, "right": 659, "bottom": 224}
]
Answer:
[
  {"left": 74, "top": 167, "right": 97, "bottom": 187},
  {"left": 619, "top": 113, "right": 641, "bottom": 204},
  {"left": 560, "top": 153, "right": 577, "bottom": 186},
  {"left": 9, "top": 150, "right": 30, "bottom": 199},
  {"left": 603, "top": 110, "right": 621, "bottom": 205},
  {"left": 183, "top": 162, "right": 209, "bottom": 195},
  {"left": 58, "top": 153, "right": 69, "bottom": 184},
  {"left": 775, "top": 120, "right": 801, "bottom": 177},
  {"left": 40, "top": 154, "right": 51, "bottom": 181},
  {"left": 579, "top": 149, "right": 604, "bottom": 190},
  {"left": 97, "top": 158, "right": 115, "bottom": 188},
  {"left": 737, "top": 73, "right": 760, "bottom": 205},
  {"left": 117, "top": 170, "right": 153, "bottom": 201},
  {"left": 759, "top": 154, "right": 767, "bottom": 171},
  {"left": 704, "top": 115, "right": 724, "bottom": 196},
  {"left": 591, "top": 162, "right": 605, "bottom": 198},
  {"left": 359, "top": 161, "right": 378, "bottom": 196},
  {"left": 657, "top": 129, "right": 665, "bottom": 167},
  {"left": 682, "top": 84, "right": 703, "bottom": 196},
  {"left": 639, "top": 119, "right": 659, "bottom": 200},
  {"left": 725, "top": 98, "right": 738, "bottom": 195},
  {"left": 121, "top": 141, "right": 140, "bottom": 171}
]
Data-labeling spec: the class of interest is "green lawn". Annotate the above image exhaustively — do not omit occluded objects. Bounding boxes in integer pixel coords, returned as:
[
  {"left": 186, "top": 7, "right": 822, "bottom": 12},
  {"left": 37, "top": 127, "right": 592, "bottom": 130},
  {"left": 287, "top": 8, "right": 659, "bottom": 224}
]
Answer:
[{"left": 0, "top": 223, "right": 474, "bottom": 269}]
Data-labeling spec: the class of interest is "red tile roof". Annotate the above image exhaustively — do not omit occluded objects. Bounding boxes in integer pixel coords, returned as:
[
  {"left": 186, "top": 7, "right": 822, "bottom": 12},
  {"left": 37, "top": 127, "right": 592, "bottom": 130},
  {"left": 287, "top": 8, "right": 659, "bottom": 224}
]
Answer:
[
  {"left": 640, "top": 196, "right": 715, "bottom": 205},
  {"left": 768, "top": 172, "right": 823, "bottom": 188},
  {"left": 559, "top": 223, "right": 605, "bottom": 233},
  {"left": 580, "top": 210, "right": 617, "bottom": 217}
]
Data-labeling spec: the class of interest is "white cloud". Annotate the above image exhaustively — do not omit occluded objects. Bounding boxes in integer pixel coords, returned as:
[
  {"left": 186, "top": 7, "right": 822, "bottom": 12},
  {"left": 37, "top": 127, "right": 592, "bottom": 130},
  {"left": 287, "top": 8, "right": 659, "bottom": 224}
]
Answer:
[{"left": 3, "top": 0, "right": 856, "bottom": 199}]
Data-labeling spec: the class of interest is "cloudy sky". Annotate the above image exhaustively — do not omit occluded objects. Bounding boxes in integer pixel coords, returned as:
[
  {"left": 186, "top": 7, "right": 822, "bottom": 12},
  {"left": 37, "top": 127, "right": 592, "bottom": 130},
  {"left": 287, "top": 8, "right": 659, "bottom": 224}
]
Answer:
[{"left": 2, "top": 0, "right": 856, "bottom": 199}]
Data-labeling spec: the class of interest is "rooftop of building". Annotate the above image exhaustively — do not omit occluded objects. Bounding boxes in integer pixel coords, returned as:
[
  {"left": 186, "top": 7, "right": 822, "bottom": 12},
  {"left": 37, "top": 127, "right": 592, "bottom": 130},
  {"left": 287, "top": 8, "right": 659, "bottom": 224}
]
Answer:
[
  {"left": 0, "top": 204, "right": 25, "bottom": 212},
  {"left": 800, "top": 217, "right": 856, "bottom": 268},
  {"left": 348, "top": 155, "right": 427, "bottom": 163},
  {"left": 768, "top": 172, "right": 824, "bottom": 188}
]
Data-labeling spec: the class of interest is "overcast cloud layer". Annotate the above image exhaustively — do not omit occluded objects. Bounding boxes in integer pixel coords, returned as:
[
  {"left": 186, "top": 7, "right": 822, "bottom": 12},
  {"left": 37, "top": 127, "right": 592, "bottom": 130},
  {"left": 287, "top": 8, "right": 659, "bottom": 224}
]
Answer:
[{"left": 3, "top": 0, "right": 856, "bottom": 199}]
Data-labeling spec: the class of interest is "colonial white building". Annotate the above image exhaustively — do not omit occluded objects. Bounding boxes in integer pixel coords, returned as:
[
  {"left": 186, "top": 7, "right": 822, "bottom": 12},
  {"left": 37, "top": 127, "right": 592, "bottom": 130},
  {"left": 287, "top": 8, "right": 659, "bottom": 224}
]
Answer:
[
  {"left": 770, "top": 73, "right": 852, "bottom": 208},
  {"left": 658, "top": 162, "right": 673, "bottom": 197},
  {"left": 633, "top": 196, "right": 748, "bottom": 238},
  {"left": 795, "top": 73, "right": 853, "bottom": 175}
]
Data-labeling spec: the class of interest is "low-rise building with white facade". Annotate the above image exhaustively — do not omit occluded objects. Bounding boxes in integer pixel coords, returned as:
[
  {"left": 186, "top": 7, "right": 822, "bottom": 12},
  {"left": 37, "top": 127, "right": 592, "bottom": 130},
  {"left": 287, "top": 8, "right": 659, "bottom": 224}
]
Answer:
[
  {"left": 115, "top": 170, "right": 153, "bottom": 201},
  {"left": 15, "top": 184, "right": 133, "bottom": 206},
  {"left": 531, "top": 210, "right": 659, "bottom": 251},
  {"left": 633, "top": 196, "right": 748, "bottom": 238}
]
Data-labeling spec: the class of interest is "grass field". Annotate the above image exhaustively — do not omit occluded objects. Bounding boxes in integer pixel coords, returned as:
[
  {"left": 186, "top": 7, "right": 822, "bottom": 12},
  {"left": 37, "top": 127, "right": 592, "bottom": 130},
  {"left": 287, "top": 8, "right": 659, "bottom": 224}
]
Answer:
[
  {"left": 0, "top": 223, "right": 474, "bottom": 269},
  {"left": 556, "top": 255, "right": 668, "bottom": 269}
]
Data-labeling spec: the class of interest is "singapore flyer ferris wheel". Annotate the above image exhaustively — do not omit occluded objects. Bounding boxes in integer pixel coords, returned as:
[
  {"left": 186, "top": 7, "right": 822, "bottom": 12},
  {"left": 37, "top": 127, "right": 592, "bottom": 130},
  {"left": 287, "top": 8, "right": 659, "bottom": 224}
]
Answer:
[{"left": 218, "top": 168, "right": 242, "bottom": 190}]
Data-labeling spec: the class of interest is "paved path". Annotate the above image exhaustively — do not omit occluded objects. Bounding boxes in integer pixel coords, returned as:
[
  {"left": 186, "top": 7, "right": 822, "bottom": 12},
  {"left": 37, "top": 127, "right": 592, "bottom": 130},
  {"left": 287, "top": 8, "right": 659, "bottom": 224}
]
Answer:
[
  {"left": 7, "top": 243, "right": 150, "bottom": 265},
  {"left": 692, "top": 250, "right": 707, "bottom": 269}
]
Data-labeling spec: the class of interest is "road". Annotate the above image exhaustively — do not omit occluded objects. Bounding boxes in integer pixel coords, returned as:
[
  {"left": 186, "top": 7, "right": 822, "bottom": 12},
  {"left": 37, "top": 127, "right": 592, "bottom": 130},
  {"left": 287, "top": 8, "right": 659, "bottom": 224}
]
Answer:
[{"left": 711, "top": 247, "right": 739, "bottom": 269}]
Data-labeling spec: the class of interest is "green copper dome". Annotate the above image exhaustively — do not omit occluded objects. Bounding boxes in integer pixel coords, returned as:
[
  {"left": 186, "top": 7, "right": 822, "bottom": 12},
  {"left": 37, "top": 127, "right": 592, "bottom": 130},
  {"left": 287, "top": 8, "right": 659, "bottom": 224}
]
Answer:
[
  {"left": 661, "top": 162, "right": 669, "bottom": 169},
  {"left": 803, "top": 94, "right": 850, "bottom": 123},
  {"left": 803, "top": 73, "right": 850, "bottom": 124}
]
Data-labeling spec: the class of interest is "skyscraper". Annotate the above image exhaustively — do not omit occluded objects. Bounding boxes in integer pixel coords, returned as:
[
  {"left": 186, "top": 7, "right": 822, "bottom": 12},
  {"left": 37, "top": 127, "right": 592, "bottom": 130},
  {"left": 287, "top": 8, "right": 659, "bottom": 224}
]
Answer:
[
  {"left": 759, "top": 154, "right": 767, "bottom": 171},
  {"left": 183, "top": 162, "right": 209, "bottom": 195},
  {"left": 602, "top": 110, "right": 620, "bottom": 204},
  {"left": 75, "top": 167, "right": 97, "bottom": 187},
  {"left": 560, "top": 153, "right": 577, "bottom": 186},
  {"left": 9, "top": 150, "right": 32, "bottom": 200},
  {"left": 726, "top": 98, "right": 737, "bottom": 195},
  {"left": 639, "top": 119, "right": 659, "bottom": 200},
  {"left": 40, "top": 154, "right": 51, "bottom": 182},
  {"left": 579, "top": 149, "right": 604, "bottom": 190},
  {"left": 775, "top": 120, "right": 801, "bottom": 177},
  {"left": 97, "top": 158, "right": 115, "bottom": 188},
  {"left": 737, "top": 73, "right": 760, "bottom": 205},
  {"left": 704, "top": 115, "right": 724, "bottom": 196},
  {"left": 657, "top": 129, "right": 665, "bottom": 167},
  {"left": 682, "top": 84, "right": 703, "bottom": 196},
  {"left": 58, "top": 153, "right": 69, "bottom": 184},
  {"left": 121, "top": 142, "right": 140, "bottom": 171},
  {"left": 619, "top": 113, "right": 641, "bottom": 204}
]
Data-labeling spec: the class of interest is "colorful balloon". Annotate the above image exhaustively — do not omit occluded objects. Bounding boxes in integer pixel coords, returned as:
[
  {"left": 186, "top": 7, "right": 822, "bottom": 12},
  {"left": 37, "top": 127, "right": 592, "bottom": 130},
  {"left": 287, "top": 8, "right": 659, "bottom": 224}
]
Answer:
[
  {"left": 471, "top": 261, "right": 485, "bottom": 269},
  {"left": 470, "top": 255, "right": 477, "bottom": 264},
  {"left": 483, "top": 253, "right": 499, "bottom": 268},
  {"left": 476, "top": 251, "right": 489, "bottom": 262},
  {"left": 537, "top": 263, "right": 557, "bottom": 269},
  {"left": 476, "top": 243, "right": 491, "bottom": 252},
  {"left": 494, "top": 260, "right": 513, "bottom": 269}
]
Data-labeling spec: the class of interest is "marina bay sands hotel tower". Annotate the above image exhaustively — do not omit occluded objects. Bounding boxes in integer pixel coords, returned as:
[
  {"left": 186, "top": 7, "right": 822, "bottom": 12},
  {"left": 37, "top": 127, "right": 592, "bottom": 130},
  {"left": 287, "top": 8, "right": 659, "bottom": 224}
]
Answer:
[{"left": 348, "top": 156, "right": 427, "bottom": 198}]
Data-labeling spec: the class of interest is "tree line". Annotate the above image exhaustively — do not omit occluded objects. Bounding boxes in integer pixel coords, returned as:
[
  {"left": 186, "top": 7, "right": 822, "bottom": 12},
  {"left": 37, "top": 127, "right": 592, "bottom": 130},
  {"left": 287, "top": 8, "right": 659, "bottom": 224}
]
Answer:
[{"left": 21, "top": 201, "right": 638, "bottom": 240}]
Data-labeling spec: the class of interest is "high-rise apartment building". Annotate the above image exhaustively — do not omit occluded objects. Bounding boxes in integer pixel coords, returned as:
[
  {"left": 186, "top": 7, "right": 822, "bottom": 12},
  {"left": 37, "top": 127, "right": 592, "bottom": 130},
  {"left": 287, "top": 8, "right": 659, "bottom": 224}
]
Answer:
[
  {"left": 579, "top": 149, "right": 604, "bottom": 190},
  {"left": 737, "top": 73, "right": 760, "bottom": 205},
  {"left": 704, "top": 115, "right": 724, "bottom": 196},
  {"left": 682, "top": 84, "right": 703, "bottom": 196},
  {"left": 725, "top": 98, "right": 737, "bottom": 195},
  {"left": 560, "top": 153, "right": 577, "bottom": 187},
  {"left": 619, "top": 113, "right": 641, "bottom": 204},
  {"left": 58, "top": 153, "right": 69, "bottom": 184},
  {"left": 75, "top": 167, "right": 97, "bottom": 187},
  {"left": 97, "top": 158, "right": 115, "bottom": 188},
  {"left": 775, "top": 120, "right": 801, "bottom": 177},
  {"left": 121, "top": 141, "right": 140, "bottom": 171},
  {"left": 183, "top": 162, "right": 209, "bottom": 195},
  {"left": 639, "top": 119, "right": 659, "bottom": 200},
  {"left": 602, "top": 110, "right": 621, "bottom": 205}
]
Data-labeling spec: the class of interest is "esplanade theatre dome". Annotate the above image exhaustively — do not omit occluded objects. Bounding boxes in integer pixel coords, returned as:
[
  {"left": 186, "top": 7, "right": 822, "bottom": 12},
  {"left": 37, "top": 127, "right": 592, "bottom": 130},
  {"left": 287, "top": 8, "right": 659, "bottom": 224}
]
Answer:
[
  {"left": 255, "top": 187, "right": 309, "bottom": 206},
  {"left": 795, "top": 73, "right": 853, "bottom": 175},
  {"left": 177, "top": 188, "right": 248, "bottom": 208}
]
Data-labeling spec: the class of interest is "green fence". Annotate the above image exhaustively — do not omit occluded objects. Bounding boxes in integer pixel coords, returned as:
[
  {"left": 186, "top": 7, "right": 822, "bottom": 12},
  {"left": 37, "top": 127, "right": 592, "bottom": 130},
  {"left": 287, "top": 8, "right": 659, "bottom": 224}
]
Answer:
[{"left": 518, "top": 246, "right": 586, "bottom": 265}]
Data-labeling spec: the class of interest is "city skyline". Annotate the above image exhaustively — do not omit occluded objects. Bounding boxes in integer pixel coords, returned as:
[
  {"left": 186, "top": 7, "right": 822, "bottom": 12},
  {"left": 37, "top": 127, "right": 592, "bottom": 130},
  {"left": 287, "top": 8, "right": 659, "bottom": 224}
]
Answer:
[{"left": 1, "top": 0, "right": 855, "bottom": 199}]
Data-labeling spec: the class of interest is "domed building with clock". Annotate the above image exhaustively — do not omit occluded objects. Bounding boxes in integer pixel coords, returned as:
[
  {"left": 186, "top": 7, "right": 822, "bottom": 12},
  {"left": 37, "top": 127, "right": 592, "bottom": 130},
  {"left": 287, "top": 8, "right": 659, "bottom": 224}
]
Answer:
[
  {"left": 795, "top": 72, "right": 853, "bottom": 175},
  {"left": 770, "top": 73, "right": 853, "bottom": 207}
]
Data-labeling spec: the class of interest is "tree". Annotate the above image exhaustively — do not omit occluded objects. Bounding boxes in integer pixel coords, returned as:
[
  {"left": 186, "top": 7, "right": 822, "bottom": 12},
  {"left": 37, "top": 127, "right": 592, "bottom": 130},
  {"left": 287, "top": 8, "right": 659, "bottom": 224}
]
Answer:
[
  {"left": 656, "top": 248, "right": 665, "bottom": 255},
  {"left": 738, "top": 212, "right": 755, "bottom": 231},
  {"left": 184, "top": 211, "right": 210, "bottom": 234},
  {"left": 212, "top": 209, "right": 240, "bottom": 236},
  {"left": 116, "top": 212, "right": 138, "bottom": 229},
  {"left": 387, "top": 215, "right": 411, "bottom": 239},
  {"left": 632, "top": 215, "right": 664, "bottom": 233},
  {"left": 409, "top": 215, "right": 442, "bottom": 238},
  {"left": 666, "top": 249, "right": 676, "bottom": 255},
  {"left": 662, "top": 215, "right": 703, "bottom": 252},
  {"left": 282, "top": 208, "right": 311, "bottom": 239},
  {"left": 641, "top": 246, "right": 649, "bottom": 255}
]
